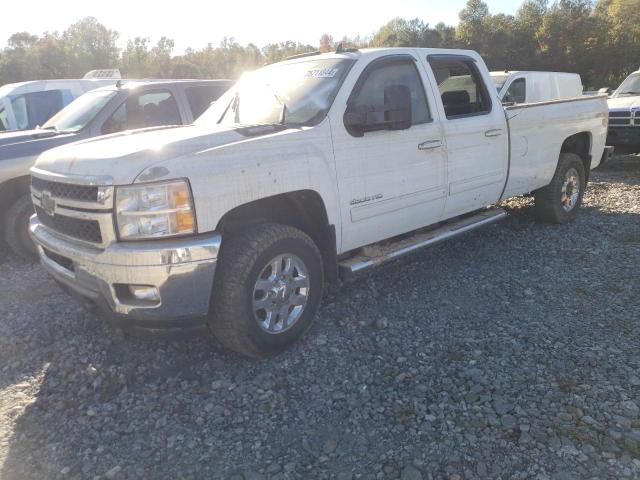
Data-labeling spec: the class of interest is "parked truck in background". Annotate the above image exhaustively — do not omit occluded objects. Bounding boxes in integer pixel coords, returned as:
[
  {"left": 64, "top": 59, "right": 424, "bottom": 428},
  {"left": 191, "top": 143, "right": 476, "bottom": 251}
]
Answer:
[
  {"left": 0, "top": 70, "right": 122, "bottom": 132},
  {"left": 29, "top": 47, "right": 609, "bottom": 357},
  {"left": 490, "top": 71, "right": 583, "bottom": 104},
  {"left": 0, "top": 79, "right": 232, "bottom": 259},
  {"left": 606, "top": 67, "right": 640, "bottom": 153}
]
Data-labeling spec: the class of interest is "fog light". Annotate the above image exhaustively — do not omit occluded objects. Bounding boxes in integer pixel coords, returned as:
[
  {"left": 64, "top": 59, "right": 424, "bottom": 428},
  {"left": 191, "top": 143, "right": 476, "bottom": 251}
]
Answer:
[{"left": 128, "top": 285, "right": 160, "bottom": 302}]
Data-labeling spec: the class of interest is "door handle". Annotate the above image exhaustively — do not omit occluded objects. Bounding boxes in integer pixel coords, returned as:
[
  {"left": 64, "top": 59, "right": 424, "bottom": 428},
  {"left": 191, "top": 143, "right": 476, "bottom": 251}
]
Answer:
[
  {"left": 418, "top": 140, "right": 443, "bottom": 150},
  {"left": 485, "top": 129, "right": 503, "bottom": 137}
]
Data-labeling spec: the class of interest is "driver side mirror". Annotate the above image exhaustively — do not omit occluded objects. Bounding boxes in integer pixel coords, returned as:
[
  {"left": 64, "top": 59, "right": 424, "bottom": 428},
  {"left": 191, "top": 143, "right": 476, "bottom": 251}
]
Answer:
[
  {"left": 345, "top": 85, "right": 412, "bottom": 137},
  {"left": 598, "top": 87, "right": 612, "bottom": 96}
]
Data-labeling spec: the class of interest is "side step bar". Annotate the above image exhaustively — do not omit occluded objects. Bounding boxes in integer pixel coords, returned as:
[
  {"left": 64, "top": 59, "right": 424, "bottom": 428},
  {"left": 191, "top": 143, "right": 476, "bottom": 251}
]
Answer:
[{"left": 338, "top": 208, "right": 507, "bottom": 277}]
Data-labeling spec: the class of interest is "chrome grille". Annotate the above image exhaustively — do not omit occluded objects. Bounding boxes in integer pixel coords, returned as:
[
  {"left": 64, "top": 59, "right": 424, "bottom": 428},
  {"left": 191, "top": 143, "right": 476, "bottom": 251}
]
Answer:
[
  {"left": 35, "top": 205, "right": 103, "bottom": 243},
  {"left": 31, "top": 177, "right": 99, "bottom": 202},
  {"left": 609, "top": 110, "right": 639, "bottom": 127}
]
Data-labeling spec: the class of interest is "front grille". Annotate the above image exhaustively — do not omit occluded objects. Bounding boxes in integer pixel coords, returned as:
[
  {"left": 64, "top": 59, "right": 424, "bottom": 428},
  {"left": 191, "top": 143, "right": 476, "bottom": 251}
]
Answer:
[
  {"left": 35, "top": 206, "right": 102, "bottom": 243},
  {"left": 609, "top": 111, "right": 630, "bottom": 118},
  {"left": 610, "top": 118, "right": 631, "bottom": 126},
  {"left": 31, "top": 177, "right": 99, "bottom": 202}
]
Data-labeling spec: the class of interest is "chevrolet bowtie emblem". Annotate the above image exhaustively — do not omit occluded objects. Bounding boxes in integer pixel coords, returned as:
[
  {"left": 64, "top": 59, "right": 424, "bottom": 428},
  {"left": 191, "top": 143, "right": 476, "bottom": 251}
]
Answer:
[{"left": 41, "top": 191, "right": 56, "bottom": 216}]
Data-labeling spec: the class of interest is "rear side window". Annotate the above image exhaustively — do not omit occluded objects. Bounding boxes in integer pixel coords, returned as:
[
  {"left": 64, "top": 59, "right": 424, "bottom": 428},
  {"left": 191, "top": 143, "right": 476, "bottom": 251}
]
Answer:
[
  {"left": 102, "top": 90, "right": 182, "bottom": 134},
  {"left": 10, "top": 90, "right": 64, "bottom": 129},
  {"left": 349, "top": 60, "right": 431, "bottom": 126},
  {"left": 185, "top": 85, "right": 228, "bottom": 119},
  {"left": 504, "top": 78, "right": 526, "bottom": 104},
  {"left": 428, "top": 57, "right": 491, "bottom": 119}
]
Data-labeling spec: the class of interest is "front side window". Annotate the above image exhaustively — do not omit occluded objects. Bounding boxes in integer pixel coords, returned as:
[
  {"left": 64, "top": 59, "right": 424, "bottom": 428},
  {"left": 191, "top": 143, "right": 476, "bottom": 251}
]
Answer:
[
  {"left": 10, "top": 95, "right": 28, "bottom": 130},
  {"left": 10, "top": 90, "right": 65, "bottom": 129},
  {"left": 185, "top": 85, "right": 229, "bottom": 120},
  {"left": 43, "top": 89, "right": 117, "bottom": 133},
  {"left": 429, "top": 57, "right": 491, "bottom": 119},
  {"left": 349, "top": 59, "right": 431, "bottom": 126},
  {"left": 197, "top": 58, "right": 354, "bottom": 127},
  {"left": 102, "top": 90, "right": 182, "bottom": 134},
  {"left": 504, "top": 78, "right": 526, "bottom": 104},
  {"left": 0, "top": 107, "right": 7, "bottom": 131}
]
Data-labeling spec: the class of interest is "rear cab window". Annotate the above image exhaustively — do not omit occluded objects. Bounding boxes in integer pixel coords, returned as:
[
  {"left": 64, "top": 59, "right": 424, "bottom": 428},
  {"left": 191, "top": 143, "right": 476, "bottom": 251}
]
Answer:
[
  {"left": 102, "top": 90, "right": 182, "bottom": 134},
  {"left": 504, "top": 78, "right": 526, "bottom": 104},
  {"left": 428, "top": 56, "right": 492, "bottom": 119}
]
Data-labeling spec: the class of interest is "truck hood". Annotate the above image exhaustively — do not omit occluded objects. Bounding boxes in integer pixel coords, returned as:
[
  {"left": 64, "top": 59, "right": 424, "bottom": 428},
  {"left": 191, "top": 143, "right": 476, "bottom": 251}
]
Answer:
[
  {"left": 0, "top": 129, "right": 78, "bottom": 160},
  {"left": 608, "top": 96, "right": 640, "bottom": 110},
  {"left": 34, "top": 124, "right": 248, "bottom": 184}
]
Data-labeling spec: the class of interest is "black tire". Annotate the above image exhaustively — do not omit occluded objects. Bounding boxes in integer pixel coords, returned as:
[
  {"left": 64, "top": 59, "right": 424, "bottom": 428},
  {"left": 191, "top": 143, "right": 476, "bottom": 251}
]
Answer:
[
  {"left": 3, "top": 194, "right": 38, "bottom": 261},
  {"left": 209, "top": 223, "right": 324, "bottom": 358},
  {"left": 534, "top": 153, "right": 586, "bottom": 224}
]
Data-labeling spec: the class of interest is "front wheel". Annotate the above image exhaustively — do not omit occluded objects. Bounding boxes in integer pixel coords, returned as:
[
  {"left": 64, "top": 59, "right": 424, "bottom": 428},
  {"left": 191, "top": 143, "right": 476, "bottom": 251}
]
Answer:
[
  {"left": 4, "top": 194, "right": 38, "bottom": 261},
  {"left": 534, "top": 153, "right": 586, "bottom": 224},
  {"left": 209, "top": 223, "right": 324, "bottom": 358}
]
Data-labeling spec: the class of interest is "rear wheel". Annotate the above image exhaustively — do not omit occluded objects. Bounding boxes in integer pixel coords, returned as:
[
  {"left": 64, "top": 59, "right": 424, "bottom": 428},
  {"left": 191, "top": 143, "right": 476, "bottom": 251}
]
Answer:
[
  {"left": 4, "top": 194, "right": 38, "bottom": 261},
  {"left": 534, "top": 153, "right": 586, "bottom": 224},
  {"left": 209, "top": 223, "right": 324, "bottom": 358}
]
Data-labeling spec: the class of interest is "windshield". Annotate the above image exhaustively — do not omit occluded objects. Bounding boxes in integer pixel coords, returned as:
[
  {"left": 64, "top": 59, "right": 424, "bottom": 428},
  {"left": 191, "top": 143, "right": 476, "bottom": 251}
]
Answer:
[
  {"left": 615, "top": 73, "right": 640, "bottom": 96},
  {"left": 42, "top": 89, "right": 117, "bottom": 133},
  {"left": 196, "top": 58, "right": 354, "bottom": 127}
]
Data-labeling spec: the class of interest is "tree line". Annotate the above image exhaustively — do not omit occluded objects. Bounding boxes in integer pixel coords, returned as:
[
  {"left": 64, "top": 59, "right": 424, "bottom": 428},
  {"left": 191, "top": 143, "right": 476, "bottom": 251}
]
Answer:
[{"left": 1, "top": 0, "right": 639, "bottom": 89}]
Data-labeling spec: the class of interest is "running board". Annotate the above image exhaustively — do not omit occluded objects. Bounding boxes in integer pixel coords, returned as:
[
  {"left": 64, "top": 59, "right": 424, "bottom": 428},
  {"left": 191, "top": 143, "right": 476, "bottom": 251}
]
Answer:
[{"left": 339, "top": 208, "right": 507, "bottom": 277}]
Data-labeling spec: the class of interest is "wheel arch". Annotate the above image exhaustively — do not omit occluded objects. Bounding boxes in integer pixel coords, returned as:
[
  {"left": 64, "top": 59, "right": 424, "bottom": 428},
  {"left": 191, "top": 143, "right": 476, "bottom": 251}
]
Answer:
[
  {"left": 215, "top": 190, "right": 338, "bottom": 282},
  {"left": 0, "top": 175, "right": 31, "bottom": 227},
  {"left": 560, "top": 132, "right": 592, "bottom": 180}
]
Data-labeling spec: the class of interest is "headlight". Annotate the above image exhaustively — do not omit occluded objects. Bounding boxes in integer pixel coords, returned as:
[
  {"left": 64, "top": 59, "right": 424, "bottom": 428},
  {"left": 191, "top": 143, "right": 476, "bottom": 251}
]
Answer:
[{"left": 115, "top": 179, "right": 196, "bottom": 240}]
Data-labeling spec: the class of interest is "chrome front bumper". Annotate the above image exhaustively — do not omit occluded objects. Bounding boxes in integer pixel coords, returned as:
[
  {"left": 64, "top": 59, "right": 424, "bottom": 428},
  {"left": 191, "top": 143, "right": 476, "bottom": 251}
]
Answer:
[{"left": 30, "top": 215, "right": 221, "bottom": 333}]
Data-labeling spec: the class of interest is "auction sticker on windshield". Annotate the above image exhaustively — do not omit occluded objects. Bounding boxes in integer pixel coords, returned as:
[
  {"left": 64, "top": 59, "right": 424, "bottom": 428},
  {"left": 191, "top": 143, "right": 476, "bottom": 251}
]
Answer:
[{"left": 305, "top": 68, "right": 339, "bottom": 78}]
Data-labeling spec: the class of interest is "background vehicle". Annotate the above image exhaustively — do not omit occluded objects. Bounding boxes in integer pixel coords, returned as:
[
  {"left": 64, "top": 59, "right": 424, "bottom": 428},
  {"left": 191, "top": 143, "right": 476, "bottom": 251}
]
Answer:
[
  {"left": 29, "top": 47, "right": 608, "bottom": 358},
  {"left": 490, "top": 71, "right": 583, "bottom": 104},
  {"left": 606, "top": 67, "right": 640, "bottom": 153},
  {"left": 0, "top": 79, "right": 232, "bottom": 259},
  {"left": 0, "top": 70, "right": 121, "bottom": 132}
]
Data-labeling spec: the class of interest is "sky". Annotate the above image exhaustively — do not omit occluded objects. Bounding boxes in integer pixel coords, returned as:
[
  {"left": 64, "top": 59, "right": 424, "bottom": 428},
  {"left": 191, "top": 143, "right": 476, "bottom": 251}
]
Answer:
[{"left": 3, "top": 0, "right": 521, "bottom": 54}]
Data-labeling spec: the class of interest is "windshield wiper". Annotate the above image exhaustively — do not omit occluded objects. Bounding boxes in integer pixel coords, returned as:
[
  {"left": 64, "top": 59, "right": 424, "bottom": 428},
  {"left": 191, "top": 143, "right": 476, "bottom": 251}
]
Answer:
[
  {"left": 265, "top": 83, "right": 288, "bottom": 125},
  {"left": 619, "top": 91, "right": 640, "bottom": 96}
]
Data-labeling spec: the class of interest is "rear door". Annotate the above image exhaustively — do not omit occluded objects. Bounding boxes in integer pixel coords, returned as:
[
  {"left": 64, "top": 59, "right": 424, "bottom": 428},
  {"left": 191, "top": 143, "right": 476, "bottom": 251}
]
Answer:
[
  {"left": 330, "top": 53, "right": 447, "bottom": 252},
  {"left": 424, "top": 54, "right": 508, "bottom": 218}
]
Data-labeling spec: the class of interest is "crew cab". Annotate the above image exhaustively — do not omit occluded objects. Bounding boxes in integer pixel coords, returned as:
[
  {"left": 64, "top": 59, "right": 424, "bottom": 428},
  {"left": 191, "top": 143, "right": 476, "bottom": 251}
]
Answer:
[
  {"left": 29, "top": 48, "right": 609, "bottom": 358},
  {"left": 0, "top": 79, "right": 232, "bottom": 259},
  {"left": 490, "top": 71, "right": 583, "bottom": 104},
  {"left": 0, "top": 70, "right": 121, "bottom": 132},
  {"left": 606, "top": 67, "right": 640, "bottom": 153}
]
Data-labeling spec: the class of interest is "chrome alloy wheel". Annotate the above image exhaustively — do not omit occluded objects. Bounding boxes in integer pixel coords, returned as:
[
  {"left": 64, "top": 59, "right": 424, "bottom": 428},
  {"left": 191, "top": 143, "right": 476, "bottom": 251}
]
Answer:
[
  {"left": 252, "top": 254, "right": 310, "bottom": 334},
  {"left": 561, "top": 167, "right": 581, "bottom": 212}
]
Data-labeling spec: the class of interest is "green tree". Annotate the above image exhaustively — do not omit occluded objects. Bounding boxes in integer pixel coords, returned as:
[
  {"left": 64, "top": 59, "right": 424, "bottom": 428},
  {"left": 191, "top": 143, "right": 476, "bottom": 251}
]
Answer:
[{"left": 61, "top": 17, "right": 119, "bottom": 76}]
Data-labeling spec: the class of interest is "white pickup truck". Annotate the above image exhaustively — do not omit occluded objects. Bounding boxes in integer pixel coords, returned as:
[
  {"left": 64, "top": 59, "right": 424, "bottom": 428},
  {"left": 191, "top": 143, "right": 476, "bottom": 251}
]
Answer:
[{"left": 29, "top": 47, "right": 609, "bottom": 357}]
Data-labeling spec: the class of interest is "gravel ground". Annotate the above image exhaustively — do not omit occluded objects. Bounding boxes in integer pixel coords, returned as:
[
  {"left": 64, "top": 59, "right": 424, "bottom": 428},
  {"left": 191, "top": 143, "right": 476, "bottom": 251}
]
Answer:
[{"left": 0, "top": 154, "right": 639, "bottom": 480}]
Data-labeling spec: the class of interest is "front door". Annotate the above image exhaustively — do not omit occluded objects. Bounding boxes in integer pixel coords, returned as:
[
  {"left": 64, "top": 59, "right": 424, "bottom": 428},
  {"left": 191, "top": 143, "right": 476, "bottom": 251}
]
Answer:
[{"left": 330, "top": 54, "right": 448, "bottom": 253}]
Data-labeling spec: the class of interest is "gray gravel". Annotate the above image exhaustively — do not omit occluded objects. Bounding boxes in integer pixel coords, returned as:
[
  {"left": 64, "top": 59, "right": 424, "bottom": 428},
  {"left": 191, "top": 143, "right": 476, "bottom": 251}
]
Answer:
[{"left": 1, "top": 154, "right": 639, "bottom": 480}]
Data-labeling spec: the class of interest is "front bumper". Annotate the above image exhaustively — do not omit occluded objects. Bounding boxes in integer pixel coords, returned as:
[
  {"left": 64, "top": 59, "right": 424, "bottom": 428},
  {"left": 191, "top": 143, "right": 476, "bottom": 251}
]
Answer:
[
  {"left": 30, "top": 215, "right": 221, "bottom": 335},
  {"left": 607, "top": 127, "right": 640, "bottom": 149}
]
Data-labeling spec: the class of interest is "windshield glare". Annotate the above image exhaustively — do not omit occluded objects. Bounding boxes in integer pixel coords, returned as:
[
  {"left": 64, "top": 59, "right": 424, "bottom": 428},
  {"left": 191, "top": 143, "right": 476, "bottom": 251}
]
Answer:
[
  {"left": 616, "top": 73, "right": 640, "bottom": 95},
  {"left": 196, "top": 58, "right": 353, "bottom": 127},
  {"left": 43, "top": 89, "right": 117, "bottom": 133}
]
